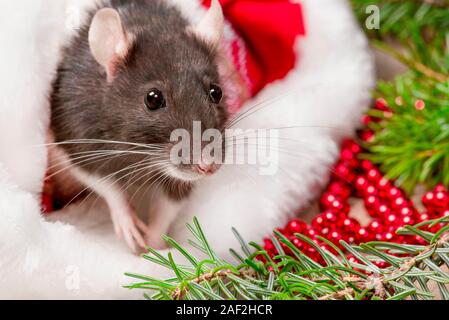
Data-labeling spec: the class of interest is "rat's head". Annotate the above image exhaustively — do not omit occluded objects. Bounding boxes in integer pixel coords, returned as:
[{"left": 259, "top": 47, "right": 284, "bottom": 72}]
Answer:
[{"left": 85, "top": 1, "right": 229, "bottom": 182}]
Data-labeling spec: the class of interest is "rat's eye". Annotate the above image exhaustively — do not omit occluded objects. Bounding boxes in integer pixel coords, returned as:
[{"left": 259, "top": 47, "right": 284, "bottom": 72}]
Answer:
[
  {"left": 209, "top": 84, "right": 223, "bottom": 104},
  {"left": 145, "top": 88, "right": 166, "bottom": 111}
]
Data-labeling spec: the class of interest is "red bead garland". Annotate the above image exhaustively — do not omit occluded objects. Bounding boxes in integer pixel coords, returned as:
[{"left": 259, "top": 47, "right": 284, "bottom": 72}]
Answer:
[
  {"left": 263, "top": 100, "right": 449, "bottom": 265},
  {"left": 264, "top": 138, "right": 449, "bottom": 264}
]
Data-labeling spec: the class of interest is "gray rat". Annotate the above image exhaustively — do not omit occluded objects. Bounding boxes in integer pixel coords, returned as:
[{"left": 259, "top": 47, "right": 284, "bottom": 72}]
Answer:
[{"left": 49, "top": 0, "right": 229, "bottom": 252}]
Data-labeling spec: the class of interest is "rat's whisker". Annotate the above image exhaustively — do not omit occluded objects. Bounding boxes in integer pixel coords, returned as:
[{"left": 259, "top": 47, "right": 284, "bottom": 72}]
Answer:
[
  {"left": 119, "top": 162, "right": 167, "bottom": 196},
  {"left": 225, "top": 80, "right": 356, "bottom": 130},
  {"left": 46, "top": 152, "right": 117, "bottom": 180},
  {"left": 118, "top": 159, "right": 172, "bottom": 195},
  {"left": 224, "top": 88, "right": 300, "bottom": 129},
  {"left": 225, "top": 136, "right": 319, "bottom": 150},
  {"left": 37, "top": 139, "right": 168, "bottom": 151},
  {"left": 47, "top": 149, "right": 138, "bottom": 172},
  {"left": 83, "top": 158, "right": 169, "bottom": 211},
  {"left": 128, "top": 162, "right": 174, "bottom": 203},
  {"left": 142, "top": 166, "right": 178, "bottom": 206},
  {"left": 225, "top": 140, "right": 316, "bottom": 156},
  {"left": 229, "top": 145, "right": 353, "bottom": 185},
  {"left": 47, "top": 149, "right": 165, "bottom": 180},
  {"left": 72, "top": 156, "right": 169, "bottom": 209}
]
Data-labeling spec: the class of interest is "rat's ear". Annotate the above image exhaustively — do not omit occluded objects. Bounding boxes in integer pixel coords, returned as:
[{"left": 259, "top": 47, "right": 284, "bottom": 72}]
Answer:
[
  {"left": 88, "top": 8, "right": 131, "bottom": 81},
  {"left": 191, "top": 0, "right": 224, "bottom": 47}
]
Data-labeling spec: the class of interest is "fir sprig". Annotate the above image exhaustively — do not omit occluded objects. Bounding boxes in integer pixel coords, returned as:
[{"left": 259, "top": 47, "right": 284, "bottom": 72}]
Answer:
[
  {"left": 125, "top": 217, "right": 449, "bottom": 300},
  {"left": 351, "top": 0, "right": 449, "bottom": 193},
  {"left": 363, "top": 76, "right": 449, "bottom": 192}
]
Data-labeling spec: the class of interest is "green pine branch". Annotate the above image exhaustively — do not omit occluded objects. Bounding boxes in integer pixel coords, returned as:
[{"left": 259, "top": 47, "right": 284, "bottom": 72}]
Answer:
[
  {"left": 351, "top": 0, "right": 449, "bottom": 193},
  {"left": 362, "top": 76, "right": 449, "bottom": 193},
  {"left": 125, "top": 217, "right": 449, "bottom": 300}
]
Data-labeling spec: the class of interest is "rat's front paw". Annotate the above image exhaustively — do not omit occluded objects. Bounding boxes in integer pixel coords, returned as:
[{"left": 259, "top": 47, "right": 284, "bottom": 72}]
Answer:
[{"left": 111, "top": 207, "right": 149, "bottom": 253}]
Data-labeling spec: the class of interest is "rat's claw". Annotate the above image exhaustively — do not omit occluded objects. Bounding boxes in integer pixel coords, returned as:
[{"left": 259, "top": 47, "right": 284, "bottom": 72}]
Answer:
[
  {"left": 123, "top": 227, "right": 137, "bottom": 253},
  {"left": 131, "top": 224, "right": 147, "bottom": 249},
  {"left": 135, "top": 218, "right": 151, "bottom": 235},
  {"left": 111, "top": 207, "right": 148, "bottom": 253}
]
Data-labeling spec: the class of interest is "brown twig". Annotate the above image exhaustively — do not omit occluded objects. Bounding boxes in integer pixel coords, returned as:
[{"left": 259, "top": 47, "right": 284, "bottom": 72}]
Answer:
[{"left": 374, "top": 42, "right": 449, "bottom": 83}]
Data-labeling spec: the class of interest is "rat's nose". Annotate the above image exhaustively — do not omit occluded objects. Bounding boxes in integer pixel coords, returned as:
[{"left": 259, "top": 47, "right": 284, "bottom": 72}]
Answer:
[{"left": 196, "top": 160, "right": 218, "bottom": 176}]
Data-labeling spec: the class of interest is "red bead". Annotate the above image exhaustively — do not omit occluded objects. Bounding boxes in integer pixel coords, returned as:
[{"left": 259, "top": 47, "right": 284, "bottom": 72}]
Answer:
[
  {"left": 264, "top": 238, "right": 275, "bottom": 251},
  {"left": 332, "top": 162, "right": 356, "bottom": 184},
  {"left": 305, "top": 227, "right": 318, "bottom": 239},
  {"left": 313, "top": 211, "right": 341, "bottom": 232},
  {"left": 362, "top": 115, "right": 374, "bottom": 125},
  {"left": 355, "top": 176, "right": 369, "bottom": 195},
  {"left": 360, "top": 160, "right": 375, "bottom": 172},
  {"left": 377, "top": 203, "right": 391, "bottom": 217},
  {"left": 422, "top": 191, "right": 435, "bottom": 208},
  {"left": 286, "top": 219, "right": 308, "bottom": 234},
  {"left": 364, "top": 185, "right": 378, "bottom": 197},
  {"left": 386, "top": 213, "right": 398, "bottom": 225},
  {"left": 320, "top": 193, "right": 338, "bottom": 210},
  {"left": 339, "top": 218, "right": 361, "bottom": 243},
  {"left": 399, "top": 206, "right": 414, "bottom": 217},
  {"left": 324, "top": 210, "right": 339, "bottom": 222},
  {"left": 368, "top": 220, "right": 384, "bottom": 234},
  {"left": 328, "top": 199, "right": 350, "bottom": 215},
  {"left": 375, "top": 98, "right": 389, "bottom": 111},
  {"left": 327, "top": 181, "right": 352, "bottom": 200},
  {"left": 417, "top": 212, "right": 430, "bottom": 223},
  {"left": 356, "top": 227, "right": 371, "bottom": 243},
  {"left": 366, "top": 168, "right": 382, "bottom": 183},
  {"left": 341, "top": 139, "right": 362, "bottom": 155},
  {"left": 365, "top": 196, "right": 381, "bottom": 217},
  {"left": 329, "top": 230, "right": 343, "bottom": 247},
  {"left": 340, "top": 149, "right": 359, "bottom": 167},
  {"left": 433, "top": 191, "right": 449, "bottom": 208},
  {"left": 339, "top": 217, "right": 359, "bottom": 229},
  {"left": 400, "top": 215, "right": 415, "bottom": 226},
  {"left": 414, "top": 100, "right": 425, "bottom": 111},
  {"left": 391, "top": 196, "right": 407, "bottom": 209},
  {"left": 312, "top": 215, "right": 325, "bottom": 230},
  {"left": 360, "top": 130, "right": 375, "bottom": 142},
  {"left": 434, "top": 184, "right": 447, "bottom": 193},
  {"left": 380, "top": 231, "right": 396, "bottom": 242},
  {"left": 442, "top": 209, "right": 449, "bottom": 217},
  {"left": 386, "top": 186, "right": 403, "bottom": 200},
  {"left": 377, "top": 178, "right": 391, "bottom": 189}
]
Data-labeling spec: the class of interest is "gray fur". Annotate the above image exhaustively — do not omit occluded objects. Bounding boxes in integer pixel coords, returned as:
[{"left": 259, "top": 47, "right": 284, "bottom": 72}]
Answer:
[{"left": 50, "top": 0, "right": 229, "bottom": 200}]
